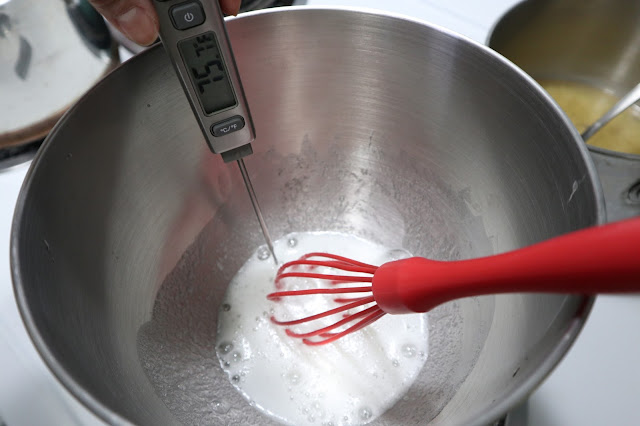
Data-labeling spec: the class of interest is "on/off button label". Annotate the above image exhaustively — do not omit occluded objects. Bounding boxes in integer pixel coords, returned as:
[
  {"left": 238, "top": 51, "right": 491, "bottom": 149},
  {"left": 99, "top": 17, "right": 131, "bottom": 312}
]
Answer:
[
  {"left": 211, "top": 116, "right": 246, "bottom": 137},
  {"left": 170, "top": 1, "right": 205, "bottom": 30}
]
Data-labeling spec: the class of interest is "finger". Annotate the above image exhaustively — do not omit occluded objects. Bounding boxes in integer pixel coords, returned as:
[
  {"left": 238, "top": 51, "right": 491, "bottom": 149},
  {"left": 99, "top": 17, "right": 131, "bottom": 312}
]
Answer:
[
  {"left": 91, "top": 0, "right": 159, "bottom": 46},
  {"left": 219, "top": 0, "right": 241, "bottom": 16}
]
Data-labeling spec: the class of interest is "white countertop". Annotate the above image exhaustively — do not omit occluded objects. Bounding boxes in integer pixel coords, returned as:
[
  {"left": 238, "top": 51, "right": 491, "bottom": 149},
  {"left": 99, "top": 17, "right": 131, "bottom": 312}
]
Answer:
[{"left": 1, "top": 1, "right": 639, "bottom": 425}]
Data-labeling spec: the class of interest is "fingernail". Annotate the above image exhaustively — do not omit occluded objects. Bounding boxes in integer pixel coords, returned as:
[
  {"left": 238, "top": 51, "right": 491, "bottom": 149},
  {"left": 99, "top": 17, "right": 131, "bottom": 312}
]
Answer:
[{"left": 117, "top": 7, "right": 158, "bottom": 46}]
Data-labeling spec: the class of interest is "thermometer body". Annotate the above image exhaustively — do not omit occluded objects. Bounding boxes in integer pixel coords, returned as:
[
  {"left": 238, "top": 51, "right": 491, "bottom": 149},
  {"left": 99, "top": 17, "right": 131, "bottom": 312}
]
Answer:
[{"left": 153, "top": 0, "right": 255, "bottom": 162}]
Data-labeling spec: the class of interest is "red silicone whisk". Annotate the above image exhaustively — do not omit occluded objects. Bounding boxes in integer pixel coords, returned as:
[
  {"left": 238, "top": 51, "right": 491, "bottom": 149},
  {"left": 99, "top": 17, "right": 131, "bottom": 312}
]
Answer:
[{"left": 267, "top": 217, "right": 640, "bottom": 345}]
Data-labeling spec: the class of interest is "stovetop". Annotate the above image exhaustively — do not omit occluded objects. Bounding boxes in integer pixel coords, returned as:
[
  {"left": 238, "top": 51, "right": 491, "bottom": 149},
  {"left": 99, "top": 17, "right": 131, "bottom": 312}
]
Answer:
[{"left": 1, "top": 1, "right": 639, "bottom": 425}]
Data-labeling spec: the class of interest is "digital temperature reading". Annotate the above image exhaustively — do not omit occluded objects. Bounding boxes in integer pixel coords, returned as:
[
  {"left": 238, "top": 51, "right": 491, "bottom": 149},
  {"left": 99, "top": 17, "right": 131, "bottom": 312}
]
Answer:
[{"left": 178, "top": 31, "right": 237, "bottom": 115}]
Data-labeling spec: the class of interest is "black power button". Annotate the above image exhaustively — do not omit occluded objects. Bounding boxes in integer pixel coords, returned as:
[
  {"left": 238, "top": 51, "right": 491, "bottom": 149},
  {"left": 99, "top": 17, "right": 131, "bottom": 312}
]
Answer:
[{"left": 170, "top": 2, "right": 205, "bottom": 30}]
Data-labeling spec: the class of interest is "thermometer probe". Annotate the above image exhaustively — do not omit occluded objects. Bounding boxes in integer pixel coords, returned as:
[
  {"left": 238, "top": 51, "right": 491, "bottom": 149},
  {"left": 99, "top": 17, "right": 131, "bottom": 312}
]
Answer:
[{"left": 152, "top": 0, "right": 277, "bottom": 263}]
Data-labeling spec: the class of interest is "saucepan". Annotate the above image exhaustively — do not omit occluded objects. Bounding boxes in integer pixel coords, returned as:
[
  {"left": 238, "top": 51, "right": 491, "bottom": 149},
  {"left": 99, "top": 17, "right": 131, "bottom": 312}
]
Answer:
[
  {"left": 488, "top": 0, "right": 640, "bottom": 221},
  {"left": 0, "top": 0, "right": 118, "bottom": 149},
  {"left": 11, "top": 7, "right": 603, "bottom": 426}
]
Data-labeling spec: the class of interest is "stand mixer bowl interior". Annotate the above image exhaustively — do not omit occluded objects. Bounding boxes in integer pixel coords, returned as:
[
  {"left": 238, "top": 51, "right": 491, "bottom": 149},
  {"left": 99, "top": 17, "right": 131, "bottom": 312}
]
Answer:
[{"left": 11, "top": 7, "right": 603, "bottom": 426}]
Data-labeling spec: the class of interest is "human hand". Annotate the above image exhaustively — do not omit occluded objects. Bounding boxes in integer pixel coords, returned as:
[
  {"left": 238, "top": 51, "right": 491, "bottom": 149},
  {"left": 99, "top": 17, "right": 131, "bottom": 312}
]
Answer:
[{"left": 90, "top": 0, "right": 242, "bottom": 46}]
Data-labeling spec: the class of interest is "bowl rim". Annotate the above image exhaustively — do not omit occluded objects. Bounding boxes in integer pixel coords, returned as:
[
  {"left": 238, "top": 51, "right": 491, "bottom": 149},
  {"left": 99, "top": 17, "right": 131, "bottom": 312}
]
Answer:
[{"left": 10, "top": 6, "right": 601, "bottom": 426}]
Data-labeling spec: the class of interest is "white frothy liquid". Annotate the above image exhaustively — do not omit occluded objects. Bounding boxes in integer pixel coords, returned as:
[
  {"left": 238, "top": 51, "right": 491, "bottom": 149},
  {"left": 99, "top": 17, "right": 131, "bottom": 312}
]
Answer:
[{"left": 216, "top": 232, "right": 429, "bottom": 426}]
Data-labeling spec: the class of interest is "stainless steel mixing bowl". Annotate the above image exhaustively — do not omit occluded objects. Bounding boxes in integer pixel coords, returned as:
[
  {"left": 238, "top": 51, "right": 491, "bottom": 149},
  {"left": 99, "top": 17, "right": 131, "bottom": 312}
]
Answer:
[
  {"left": 12, "top": 7, "right": 603, "bottom": 426},
  {"left": 487, "top": 0, "right": 640, "bottom": 222}
]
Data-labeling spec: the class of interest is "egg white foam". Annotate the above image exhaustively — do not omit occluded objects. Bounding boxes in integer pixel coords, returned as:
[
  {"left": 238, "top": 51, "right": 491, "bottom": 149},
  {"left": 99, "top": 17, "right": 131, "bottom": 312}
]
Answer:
[{"left": 216, "top": 232, "right": 429, "bottom": 426}]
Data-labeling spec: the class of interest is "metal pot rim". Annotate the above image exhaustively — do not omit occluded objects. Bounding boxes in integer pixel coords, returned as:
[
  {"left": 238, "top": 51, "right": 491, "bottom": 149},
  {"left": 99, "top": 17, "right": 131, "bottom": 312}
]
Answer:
[
  {"left": 588, "top": 144, "right": 640, "bottom": 160},
  {"left": 485, "top": 0, "right": 524, "bottom": 48}
]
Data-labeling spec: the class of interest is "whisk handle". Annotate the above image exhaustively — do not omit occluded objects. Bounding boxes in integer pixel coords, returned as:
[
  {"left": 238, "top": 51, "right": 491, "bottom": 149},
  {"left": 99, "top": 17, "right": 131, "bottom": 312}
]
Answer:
[{"left": 373, "top": 217, "right": 640, "bottom": 314}]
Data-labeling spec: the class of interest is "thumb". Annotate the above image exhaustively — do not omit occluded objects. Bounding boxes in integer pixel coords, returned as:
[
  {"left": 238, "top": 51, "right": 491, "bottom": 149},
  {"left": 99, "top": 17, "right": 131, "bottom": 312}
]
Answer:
[
  {"left": 90, "top": 0, "right": 159, "bottom": 46},
  {"left": 219, "top": 0, "right": 242, "bottom": 15}
]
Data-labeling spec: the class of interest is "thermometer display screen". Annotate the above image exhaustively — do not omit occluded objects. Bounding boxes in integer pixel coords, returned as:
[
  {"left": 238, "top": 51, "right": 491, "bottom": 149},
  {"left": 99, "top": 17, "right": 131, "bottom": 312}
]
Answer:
[{"left": 178, "top": 32, "right": 237, "bottom": 114}]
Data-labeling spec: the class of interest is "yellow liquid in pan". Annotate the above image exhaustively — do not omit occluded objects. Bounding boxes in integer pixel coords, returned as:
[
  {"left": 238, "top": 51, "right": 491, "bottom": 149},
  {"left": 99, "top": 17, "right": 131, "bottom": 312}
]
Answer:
[{"left": 539, "top": 80, "right": 640, "bottom": 155}]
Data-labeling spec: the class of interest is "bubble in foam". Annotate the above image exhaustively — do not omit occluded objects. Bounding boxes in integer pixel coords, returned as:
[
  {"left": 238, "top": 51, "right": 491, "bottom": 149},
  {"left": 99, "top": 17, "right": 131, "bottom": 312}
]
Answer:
[
  {"left": 231, "top": 352, "right": 243, "bottom": 363},
  {"left": 211, "top": 400, "right": 230, "bottom": 414},
  {"left": 257, "top": 246, "right": 271, "bottom": 260},
  {"left": 402, "top": 344, "right": 417, "bottom": 358},
  {"left": 287, "top": 237, "right": 298, "bottom": 248},
  {"left": 218, "top": 342, "right": 234, "bottom": 354},
  {"left": 392, "top": 359, "right": 400, "bottom": 367},
  {"left": 311, "top": 402, "right": 326, "bottom": 420},
  {"left": 359, "top": 407, "right": 373, "bottom": 420},
  {"left": 287, "top": 371, "right": 301, "bottom": 385},
  {"left": 231, "top": 374, "right": 241, "bottom": 384},
  {"left": 222, "top": 303, "right": 231, "bottom": 312}
]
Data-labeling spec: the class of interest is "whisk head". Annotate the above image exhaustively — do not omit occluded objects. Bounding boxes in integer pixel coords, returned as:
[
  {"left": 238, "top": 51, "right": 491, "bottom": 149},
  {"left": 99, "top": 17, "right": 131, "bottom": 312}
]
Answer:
[{"left": 267, "top": 252, "right": 385, "bottom": 345}]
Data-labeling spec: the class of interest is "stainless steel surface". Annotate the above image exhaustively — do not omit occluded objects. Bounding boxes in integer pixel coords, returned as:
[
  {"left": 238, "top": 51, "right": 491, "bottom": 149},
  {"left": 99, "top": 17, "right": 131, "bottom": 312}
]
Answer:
[
  {"left": 11, "top": 7, "right": 603, "bottom": 426},
  {"left": 0, "top": 0, "right": 118, "bottom": 148},
  {"left": 238, "top": 158, "right": 278, "bottom": 263},
  {"left": 487, "top": 0, "right": 640, "bottom": 222},
  {"left": 153, "top": 0, "right": 255, "bottom": 157},
  {"left": 581, "top": 82, "right": 640, "bottom": 141},
  {"left": 240, "top": 0, "right": 295, "bottom": 12}
]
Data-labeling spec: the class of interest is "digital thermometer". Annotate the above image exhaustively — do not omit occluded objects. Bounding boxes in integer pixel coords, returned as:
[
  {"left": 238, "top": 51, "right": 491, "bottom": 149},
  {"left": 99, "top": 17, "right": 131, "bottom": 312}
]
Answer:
[
  {"left": 153, "top": 0, "right": 278, "bottom": 262},
  {"left": 153, "top": 0, "right": 255, "bottom": 162}
]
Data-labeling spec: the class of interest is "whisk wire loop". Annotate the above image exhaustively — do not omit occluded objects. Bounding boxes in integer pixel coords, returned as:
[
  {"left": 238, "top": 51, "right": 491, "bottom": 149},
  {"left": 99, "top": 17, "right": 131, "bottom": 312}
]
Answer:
[
  {"left": 269, "top": 252, "right": 382, "bottom": 345},
  {"left": 303, "top": 308, "right": 386, "bottom": 346},
  {"left": 285, "top": 305, "right": 381, "bottom": 339},
  {"left": 269, "top": 295, "right": 375, "bottom": 326}
]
